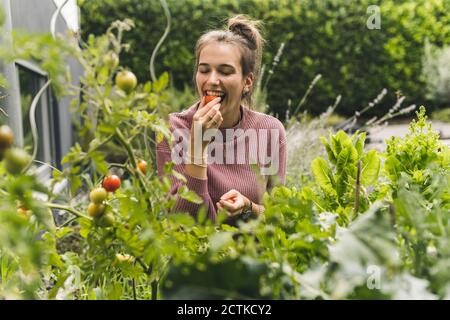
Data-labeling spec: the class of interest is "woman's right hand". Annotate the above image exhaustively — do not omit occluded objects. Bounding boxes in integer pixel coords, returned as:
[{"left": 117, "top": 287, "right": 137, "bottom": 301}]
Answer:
[{"left": 190, "top": 96, "right": 223, "bottom": 150}]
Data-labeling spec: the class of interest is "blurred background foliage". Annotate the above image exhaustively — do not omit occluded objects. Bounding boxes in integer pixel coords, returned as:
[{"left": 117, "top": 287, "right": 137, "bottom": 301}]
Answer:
[{"left": 80, "top": 0, "right": 450, "bottom": 119}]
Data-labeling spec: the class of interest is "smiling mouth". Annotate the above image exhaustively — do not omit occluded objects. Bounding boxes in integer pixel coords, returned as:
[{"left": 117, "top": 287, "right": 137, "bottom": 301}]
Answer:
[{"left": 204, "top": 90, "right": 226, "bottom": 103}]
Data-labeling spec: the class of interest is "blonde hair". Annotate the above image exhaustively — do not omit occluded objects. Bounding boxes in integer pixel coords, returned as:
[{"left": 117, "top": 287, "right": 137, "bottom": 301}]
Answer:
[{"left": 193, "top": 14, "right": 265, "bottom": 107}]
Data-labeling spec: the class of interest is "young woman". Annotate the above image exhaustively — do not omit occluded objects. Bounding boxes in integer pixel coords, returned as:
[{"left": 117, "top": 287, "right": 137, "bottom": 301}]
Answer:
[{"left": 157, "top": 15, "right": 286, "bottom": 222}]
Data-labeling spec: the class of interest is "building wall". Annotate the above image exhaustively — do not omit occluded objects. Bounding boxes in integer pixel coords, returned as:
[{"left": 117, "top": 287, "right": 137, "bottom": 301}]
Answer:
[
  {"left": 1, "top": 0, "right": 83, "bottom": 173},
  {"left": 10, "top": 0, "right": 67, "bottom": 34}
]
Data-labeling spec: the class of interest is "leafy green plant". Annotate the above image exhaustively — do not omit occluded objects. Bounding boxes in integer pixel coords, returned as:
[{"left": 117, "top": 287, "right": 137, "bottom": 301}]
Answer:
[
  {"left": 310, "top": 130, "right": 381, "bottom": 223},
  {"left": 384, "top": 106, "right": 449, "bottom": 191}
]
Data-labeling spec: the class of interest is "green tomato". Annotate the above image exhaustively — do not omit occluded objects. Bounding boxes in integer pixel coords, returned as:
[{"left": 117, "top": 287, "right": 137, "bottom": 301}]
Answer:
[
  {"left": 87, "top": 202, "right": 105, "bottom": 218},
  {"left": 103, "top": 51, "right": 119, "bottom": 69},
  {"left": 89, "top": 187, "right": 108, "bottom": 204},
  {"left": 4, "top": 148, "right": 31, "bottom": 175},
  {"left": 115, "top": 70, "right": 137, "bottom": 93},
  {"left": 95, "top": 211, "right": 116, "bottom": 228}
]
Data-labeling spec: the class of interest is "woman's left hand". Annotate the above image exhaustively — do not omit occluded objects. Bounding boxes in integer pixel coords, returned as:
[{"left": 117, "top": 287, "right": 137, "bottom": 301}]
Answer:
[{"left": 216, "top": 189, "right": 250, "bottom": 217}]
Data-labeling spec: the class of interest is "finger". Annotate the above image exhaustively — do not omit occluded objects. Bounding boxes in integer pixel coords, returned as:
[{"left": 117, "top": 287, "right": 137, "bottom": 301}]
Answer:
[
  {"left": 220, "top": 189, "right": 238, "bottom": 200},
  {"left": 202, "top": 104, "right": 221, "bottom": 121},
  {"left": 198, "top": 106, "right": 220, "bottom": 128},
  {"left": 197, "top": 96, "right": 221, "bottom": 116},
  {"left": 220, "top": 197, "right": 236, "bottom": 205},
  {"left": 220, "top": 199, "right": 240, "bottom": 211},
  {"left": 206, "top": 112, "right": 223, "bottom": 129}
]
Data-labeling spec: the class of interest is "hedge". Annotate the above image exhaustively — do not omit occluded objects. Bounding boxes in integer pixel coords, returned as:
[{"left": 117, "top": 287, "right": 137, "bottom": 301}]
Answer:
[{"left": 80, "top": 0, "right": 450, "bottom": 118}]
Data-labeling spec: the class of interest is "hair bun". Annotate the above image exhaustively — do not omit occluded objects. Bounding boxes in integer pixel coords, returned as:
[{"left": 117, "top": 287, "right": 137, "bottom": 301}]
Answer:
[{"left": 228, "top": 16, "right": 257, "bottom": 50}]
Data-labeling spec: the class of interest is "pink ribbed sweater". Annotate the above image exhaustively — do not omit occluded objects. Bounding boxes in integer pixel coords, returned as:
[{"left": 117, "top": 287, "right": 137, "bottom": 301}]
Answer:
[{"left": 156, "top": 103, "right": 286, "bottom": 221}]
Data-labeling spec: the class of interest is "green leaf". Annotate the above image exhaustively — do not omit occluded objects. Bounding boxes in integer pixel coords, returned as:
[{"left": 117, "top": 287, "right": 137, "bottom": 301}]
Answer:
[
  {"left": 89, "top": 151, "right": 108, "bottom": 175},
  {"left": 56, "top": 227, "right": 73, "bottom": 239},
  {"left": 209, "top": 232, "right": 233, "bottom": 252},
  {"left": 311, "top": 157, "right": 335, "bottom": 195},
  {"left": 143, "top": 82, "right": 152, "bottom": 92},
  {"left": 172, "top": 170, "right": 187, "bottom": 183},
  {"left": 329, "top": 132, "right": 341, "bottom": 155},
  {"left": 70, "top": 176, "right": 82, "bottom": 196},
  {"left": 178, "top": 186, "right": 203, "bottom": 204},
  {"left": 336, "top": 145, "right": 358, "bottom": 171},
  {"left": 79, "top": 218, "right": 92, "bottom": 238},
  {"left": 354, "top": 132, "right": 366, "bottom": 158},
  {"left": 384, "top": 155, "right": 402, "bottom": 183},
  {"left": 336, "top": 170, "right": 348, "bottom": 199},
  {"left": 97, "top": 66, "right": 109, "bottom": 85},
  {"left": 327, "top": 202, "right": 400, "bottom": 298},
  {"left": 335, "top": 130, "right": 352, "bottom": 147},
  {"left": 320, "top": 136, "right": 337, "bottom": 164},
  {"left": 360, "top": 150, "right": 380, "bottom": 186},
  {"left": 153, "top": 72, "right": 169, "bottom": 93}
]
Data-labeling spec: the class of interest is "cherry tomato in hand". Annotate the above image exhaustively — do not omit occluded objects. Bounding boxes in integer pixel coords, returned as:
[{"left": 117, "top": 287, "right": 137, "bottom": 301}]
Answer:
[{"left": 204, "top": 95, "right": 217, "bottom": 105}]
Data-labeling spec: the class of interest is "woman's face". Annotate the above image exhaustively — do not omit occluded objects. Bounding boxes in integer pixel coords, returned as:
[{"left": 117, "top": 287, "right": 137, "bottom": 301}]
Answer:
[{"left": 196, "top": 42, "right": 252, "bottom": 116}]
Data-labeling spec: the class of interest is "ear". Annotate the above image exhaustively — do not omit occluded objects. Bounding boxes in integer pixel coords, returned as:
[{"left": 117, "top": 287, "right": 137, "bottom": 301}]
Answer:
[{"left": 244, "top": 72, "right": 254, "bottom": 91}]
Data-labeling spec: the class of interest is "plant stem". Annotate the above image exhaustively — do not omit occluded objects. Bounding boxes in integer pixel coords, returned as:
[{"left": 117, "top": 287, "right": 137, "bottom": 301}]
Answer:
[
  {"left": 0, "top": 107, "right": 8, "bottom": 117},
  {"left": 132, "top": 278, "right": 137, "bottom": 300},
  {"left": 45, "top": 202, "right": 92, "bottom": 220},
  {"left": 149, "top": 0, "right": 171, "bottom": 82},
  {"left": 57, "top": 216, "right": 78, "bottom": 228},
  {"left": 114, "top": 128, "right": 151, "bottom": 197},
  {"left": 136, "top": 257, "right": 149, "bottom": 272},
  {"left": 108, "top": 162, "right": 129, "bottom": 170},
  {"left": 292, "top": 74, "right": 322, "bottom": 116},
  {"left": 151, "top": 280, "right": 158, "bottom": 300},
  {"left": 135, "top": 258, "right": 158, "bottom": 299},
  {"left": 354, "top": 160, "right": 361, "bottom": 215},
  {"left": 388, "top": 202, "right": 396, "bottom": 228}
]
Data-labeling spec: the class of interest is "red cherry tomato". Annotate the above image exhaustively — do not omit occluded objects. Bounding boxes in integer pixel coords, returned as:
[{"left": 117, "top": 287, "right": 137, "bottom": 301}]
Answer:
[
  {"left": 204, "top": 95, "right": 217, "bottom": 105},
  {"left": 102, "top": 175, "right": 121, "bottom": 192}
]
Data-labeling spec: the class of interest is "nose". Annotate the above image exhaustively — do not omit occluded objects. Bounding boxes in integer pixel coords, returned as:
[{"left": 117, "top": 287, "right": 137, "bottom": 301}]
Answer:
[{"left": 207, "top": 70, "right": 221, "bottom": 85}]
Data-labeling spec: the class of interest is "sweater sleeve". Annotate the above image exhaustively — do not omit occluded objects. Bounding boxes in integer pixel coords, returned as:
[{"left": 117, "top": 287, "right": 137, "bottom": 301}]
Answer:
[{"left": 156, "top": 138, "right": 217, "bottom": 221}]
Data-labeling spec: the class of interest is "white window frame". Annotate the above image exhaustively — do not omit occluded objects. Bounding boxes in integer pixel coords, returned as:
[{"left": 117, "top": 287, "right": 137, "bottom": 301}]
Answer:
[{"left": 15, "top": 59, "right": 55, "bottom": 181}]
